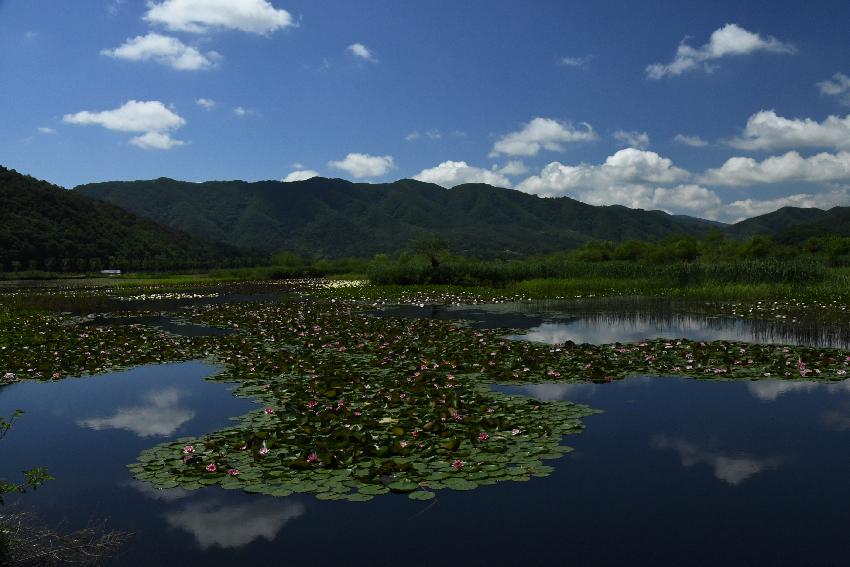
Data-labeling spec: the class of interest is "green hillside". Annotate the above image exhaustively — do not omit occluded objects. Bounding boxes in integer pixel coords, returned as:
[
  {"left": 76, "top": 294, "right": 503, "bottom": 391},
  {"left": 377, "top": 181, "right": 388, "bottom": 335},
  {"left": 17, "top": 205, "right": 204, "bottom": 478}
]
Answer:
[
  {"left": 76, "top": 177, "right": 722, "bottom": 257},
  {"left": 726, "top": 206, "right": 829, "bottom": 239},
  {"left": 0, "top": 166, "right": 257, "bottom": 272}
]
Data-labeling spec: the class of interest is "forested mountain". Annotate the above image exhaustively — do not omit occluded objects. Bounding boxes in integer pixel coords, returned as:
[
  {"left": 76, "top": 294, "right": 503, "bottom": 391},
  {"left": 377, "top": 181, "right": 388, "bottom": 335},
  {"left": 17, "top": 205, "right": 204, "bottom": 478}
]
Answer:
[
  {"left": 76, "top": 177, "right": 722, "bottom": 257},
  {"left": 0, "top": 166, "right": 258, "bottom": 272},
  {"left": 725, "top": 207, "right": 830, "bottom": 239},
  {"left": 772, "top": 207, "right": 850, "bottom": 243}
]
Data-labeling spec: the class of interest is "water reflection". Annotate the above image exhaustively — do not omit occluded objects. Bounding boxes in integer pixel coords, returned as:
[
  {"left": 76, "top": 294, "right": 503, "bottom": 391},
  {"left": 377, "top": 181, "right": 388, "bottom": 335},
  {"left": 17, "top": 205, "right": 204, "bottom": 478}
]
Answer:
[
  {"left": 821, "top": 405, "right": 850, "bottom": 431},
  {"left": 374, "top": 300, "right": 850, "bottom": 348},
  {"left": 746, "top": 379, "right": 850, "bottom": 402},
  {"left": 651, "top": 436, "right": 789, "bottom": 486},
  {"left": 165, "top": 499, "right": 306, "bottom": 550},
  {"left": 78, "top": 387, "right": 196, "bottom": 437}
]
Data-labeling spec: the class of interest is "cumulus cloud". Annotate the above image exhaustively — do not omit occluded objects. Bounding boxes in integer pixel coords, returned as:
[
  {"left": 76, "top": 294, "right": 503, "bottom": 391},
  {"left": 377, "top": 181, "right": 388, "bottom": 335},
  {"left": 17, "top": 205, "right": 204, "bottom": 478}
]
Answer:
[
  {"left": 145, "top": 0, "right": 295, "bottom": 34},
  {"left": 517, "top": 148, "right": 689, "bottom": 198},
  {"left": 130, "top": 131, "right": 185, "bottom": 149},
  {"left": 700, "top": 151, "right": 850, "bottom": 186},
  {"left": 347, "top": 43, "right": 377, "bottom": 63},
  {"left": 614, "top": 130, "right": 651, "bottom": 149},
  {"left": 818, "top": 72, "right": 850, "bottom": 106},
  {"left": 63, "top": 100, "right": 187, "bottom": 150},
  {"left": 64, "top": 100, "right": 184, "bottom": 132},
  {"left": 724, "top": 187, "right": 850, "bottom": 222},
  {"left": 282, "top": 169, "right": 319, "bottom": 182},
  {"left": 328, "top": 152, "right": 394, "bottom": 178},
  {"left": 726, "top": 110, "right": 850, "bottom": 151},
  {"left": 101, "top": 33, "right": 218, "bottom": 71},
  {"left": 515, "top": 149, "right": 729, "bottom": 218},
  {"left": 37, "top": 127, "right": 56, "bottom": 135},
  {"left": 652, "top": 435, "right": 788, "bottom": 486},
  {"left": 494, "top": 160, "right": 529, "bottom": 176},
  {"left": 404, "top": 130, "right": 421, "bottom": 141},
  {"left": 560, "top": 55, "right": 592, "bottom": 67},
  {"left": 646, "top": 23, "right": 794, "bottom": 79},
  {"left": 196, "top": 98, "right": 216, "bottom": 110},
  {"left": 490, "top": 117, "right": 596, "bottom": 157},
  {"left": 414, "top": 161, "right": 511, "bottom": 188},
  {"left": 674, "top": 133, "right": 709, "bottom": 147}
]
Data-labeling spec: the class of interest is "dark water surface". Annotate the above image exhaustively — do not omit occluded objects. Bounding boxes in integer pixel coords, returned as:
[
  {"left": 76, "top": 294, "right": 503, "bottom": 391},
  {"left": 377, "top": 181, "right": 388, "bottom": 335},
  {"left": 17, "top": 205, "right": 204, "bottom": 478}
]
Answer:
[{"left": 2, "top": 362, "right": 850, "bottom": 566}]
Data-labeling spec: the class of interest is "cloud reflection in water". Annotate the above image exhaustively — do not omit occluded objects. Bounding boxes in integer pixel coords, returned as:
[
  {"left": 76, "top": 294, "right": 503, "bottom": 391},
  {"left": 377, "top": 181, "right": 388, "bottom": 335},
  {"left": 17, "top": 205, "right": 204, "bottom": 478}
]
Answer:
[
  {"left": 77, "top": 388, "right": 195, "bottom": 437},
  {"left": 652, "top": 436, "right": 788, "bottom": 486},
  {"left": 165, "top": 499, "right": 306, "bottom": 550}
]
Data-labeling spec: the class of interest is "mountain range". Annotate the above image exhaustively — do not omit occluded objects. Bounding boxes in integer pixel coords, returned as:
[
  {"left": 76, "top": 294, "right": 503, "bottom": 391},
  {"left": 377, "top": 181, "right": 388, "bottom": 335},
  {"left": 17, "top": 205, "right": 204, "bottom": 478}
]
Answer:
[
  {"left": 2, "top": 165, "right": 848, "bottom": 270},
  {"left": 75, "top": 176, "right": 726, "bottom": 257}
]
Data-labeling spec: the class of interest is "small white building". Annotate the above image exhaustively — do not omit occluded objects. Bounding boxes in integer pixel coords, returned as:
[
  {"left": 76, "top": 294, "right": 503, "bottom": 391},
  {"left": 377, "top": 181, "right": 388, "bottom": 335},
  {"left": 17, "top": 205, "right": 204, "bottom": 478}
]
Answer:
[{"left": 100, "top": 269, "right": 122, "bottom": 275}]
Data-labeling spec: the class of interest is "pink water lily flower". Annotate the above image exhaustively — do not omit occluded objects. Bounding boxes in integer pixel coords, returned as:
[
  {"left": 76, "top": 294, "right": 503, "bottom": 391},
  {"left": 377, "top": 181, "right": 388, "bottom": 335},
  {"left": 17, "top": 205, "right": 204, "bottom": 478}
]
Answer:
[
  {"left": 478, "top": 432, "right": 490, "bottom": 442},
  {"left": 259, "top": 447, "right": 270, "bottom": 456},
  {"left": 227, "top": 469, "right": 240, "bottom": 476},
  {"left": 183, "top": 445, "right": 194, "bottom": 454},
  {"left": 451, "top": 459, "right": 464, "bottom": 470},
  {"left": 264, "top": 407, "right": 275, "bottom": 415},
  {"left": 206, "top": 463, "right": 217, "bottom": 473},
  {"left": 306, "top": 452, "right": 319, "bottom": 463}
]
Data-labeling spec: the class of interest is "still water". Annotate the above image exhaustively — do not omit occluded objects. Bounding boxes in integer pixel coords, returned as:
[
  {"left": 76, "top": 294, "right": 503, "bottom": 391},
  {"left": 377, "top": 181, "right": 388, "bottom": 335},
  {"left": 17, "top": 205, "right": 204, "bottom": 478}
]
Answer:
[
  {"left": 373, "top": 299, "right": 850, "bottom": 348},
  {"left": 2, "top": 361, "right": 849, "bottom": 566}
]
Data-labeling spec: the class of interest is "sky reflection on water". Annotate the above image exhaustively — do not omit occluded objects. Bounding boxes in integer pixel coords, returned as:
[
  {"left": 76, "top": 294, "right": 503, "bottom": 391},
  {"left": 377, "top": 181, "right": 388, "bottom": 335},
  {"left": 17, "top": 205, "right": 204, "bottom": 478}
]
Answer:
[{"left": 3, "top": 364, "right": 850, "bottom": 565}]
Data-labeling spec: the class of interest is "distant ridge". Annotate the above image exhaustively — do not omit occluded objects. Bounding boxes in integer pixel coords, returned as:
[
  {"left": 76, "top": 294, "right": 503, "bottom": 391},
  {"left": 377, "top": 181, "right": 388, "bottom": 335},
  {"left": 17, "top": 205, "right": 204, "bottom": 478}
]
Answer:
[
  {"left": 0, "top": 166, "right": 256, "bottom": 272},
  {"left": 75, "top": 176, "right": 725, "bottom": 257}
]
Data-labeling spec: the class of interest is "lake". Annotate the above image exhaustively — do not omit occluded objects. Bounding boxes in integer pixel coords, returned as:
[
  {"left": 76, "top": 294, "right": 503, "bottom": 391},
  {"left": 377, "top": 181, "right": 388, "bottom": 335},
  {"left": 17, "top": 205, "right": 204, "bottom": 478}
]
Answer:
[{"left": 2, "top": 290, "right": 849, "bottom": 566}]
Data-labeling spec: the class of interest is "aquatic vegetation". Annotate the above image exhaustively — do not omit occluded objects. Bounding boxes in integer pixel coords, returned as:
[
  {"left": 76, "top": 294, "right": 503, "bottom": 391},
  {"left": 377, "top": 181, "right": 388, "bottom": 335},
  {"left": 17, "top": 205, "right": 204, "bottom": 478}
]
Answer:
[{"left": 4, "top": 280, "right": 850, "bottom": 502}]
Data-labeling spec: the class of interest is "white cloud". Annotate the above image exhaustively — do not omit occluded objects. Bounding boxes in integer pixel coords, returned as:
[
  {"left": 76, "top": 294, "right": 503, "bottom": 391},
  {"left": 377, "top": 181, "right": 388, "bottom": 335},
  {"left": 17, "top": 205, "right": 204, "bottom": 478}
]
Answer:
[
  {"left": 196, "top": 98, "right": 216, "bottom": 110},
  {"left": 517, "top": 148, "right": 689, "bottom": 198},
  {"left": 494, "top": 160, "right": 529, "bottom": 176},
  {"left": 144, "top": 0, "right": 295, "bottom": 34},
  {"left": 646, "top": 23, "right": 794, "bottom": 79},
  {"left": 560, "top": 55, "right": 592, "bottom": 67},
  {"left": 282, "top": 169, "right": 319, "bottom": 182},
  {"left": 63, "top": 100, "right": 185, "bottom": 132},
  {"left": 37, "top": 127, "right": 56, "bottom": 135},
  {"left": 818, "top": 72, "right": 850, "bottom": 106},
  {"left": 652, "top": 435, "right": 787, "bottom": 486},
  {"left": 328, "top": 152, "right": 394, "bottom": 178},
  {"left": 130, "top": 131, "right": 186, "bottom": 150},
  {"left": 674, "top": 133, "right": 709, "bottom": 147},
  {"left": 700, "top": 151, "right": 850, "bottom": 186},
  {"left": 724, "top": 187, "right": 850, "bottom": 222},
  {"left": 166, "top": 500, "right": 305, "bottom": 550},
  {"left": 405, "top": 129, "right": 440, "bottom": 141},
  {"left": 233, "top": 106, "right": 249, "bottom": 116},
  {"left": 490, "top": 117, "right": 596, "bottom": 157},
  {"left": 77, "top": 388, "right": 194, "bottom": 437},
  {"left": 515, "top": 149, "right": 725, "bottom": 218},
  {"left": 414, "top": 161, "right": 511, "bottom": 188},
  {"left": 613, "top": 130, "right": 651, "bottom": 149},
  {"left": 726, "top": 110, "right": 850, "bottom": 151},
  {"left": 101, "top": 33, "right": 218, "bottom": 71},
  {"left": 347, "top": 43, "right": 377, "bottom": 63},
  {"left": 63, "top": 100, "right": 187, "bottom": 149}
]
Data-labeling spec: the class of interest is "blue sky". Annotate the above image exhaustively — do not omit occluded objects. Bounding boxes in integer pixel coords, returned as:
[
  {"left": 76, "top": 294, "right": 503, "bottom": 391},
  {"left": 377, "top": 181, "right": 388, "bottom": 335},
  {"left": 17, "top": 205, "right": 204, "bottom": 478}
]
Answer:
[{"left": 2, "top": 0, "right": 850, "bottom": 222}]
